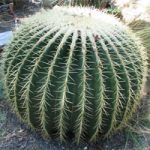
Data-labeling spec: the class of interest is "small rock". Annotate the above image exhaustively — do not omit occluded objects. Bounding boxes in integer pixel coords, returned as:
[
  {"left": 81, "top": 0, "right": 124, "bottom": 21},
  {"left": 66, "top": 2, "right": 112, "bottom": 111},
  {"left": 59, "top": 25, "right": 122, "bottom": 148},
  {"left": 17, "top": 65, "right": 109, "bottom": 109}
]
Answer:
[{"left": 84, "top": 146, "right": 88, "bottom": 150}]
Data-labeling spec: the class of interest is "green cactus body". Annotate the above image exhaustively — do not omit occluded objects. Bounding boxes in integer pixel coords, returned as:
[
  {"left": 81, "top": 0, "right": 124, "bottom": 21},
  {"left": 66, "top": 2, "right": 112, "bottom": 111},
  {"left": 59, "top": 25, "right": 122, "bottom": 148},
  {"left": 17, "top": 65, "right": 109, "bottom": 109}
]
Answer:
[{"left": 3, "top": 7, "right": 147, "bottom": 143}]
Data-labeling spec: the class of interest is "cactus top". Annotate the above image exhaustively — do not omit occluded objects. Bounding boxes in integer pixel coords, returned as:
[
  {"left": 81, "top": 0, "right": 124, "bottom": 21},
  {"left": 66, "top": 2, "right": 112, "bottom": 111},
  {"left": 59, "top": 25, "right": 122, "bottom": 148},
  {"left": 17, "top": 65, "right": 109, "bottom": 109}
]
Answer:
[
  {"left": 22, "top": 6, "right": 124, "bottom": 32},
  {"left": 52, "top": 6, "right": 122, "bottom": 27}
]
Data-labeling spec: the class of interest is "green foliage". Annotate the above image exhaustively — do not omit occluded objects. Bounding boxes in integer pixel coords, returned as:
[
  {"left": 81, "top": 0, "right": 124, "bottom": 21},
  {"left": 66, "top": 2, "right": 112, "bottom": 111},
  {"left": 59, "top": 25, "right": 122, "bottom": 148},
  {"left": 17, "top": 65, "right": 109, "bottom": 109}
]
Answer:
[
  {"left": 13, "top": 0, "right": 28, "bottom": 9},
  {"left": 3, "top": 7, "right": 147, "bottom": 144},
  {"left": 137, "top": 27, "right": 150, "bottom": 62},
  {"left": 124, "top": 98, "right": 150, "bottom": 149},
  {"left": 130, "top": 21, "right": 150, "bottom": 63},
  {"left": 0, "top": 81, "right": 4, "bottom": 99},
  {"left": 104, "top": 7, "right": 121, "bottom": 18},
  {"left": 0, "top": 59, "right": 4, "bottom": 99}
]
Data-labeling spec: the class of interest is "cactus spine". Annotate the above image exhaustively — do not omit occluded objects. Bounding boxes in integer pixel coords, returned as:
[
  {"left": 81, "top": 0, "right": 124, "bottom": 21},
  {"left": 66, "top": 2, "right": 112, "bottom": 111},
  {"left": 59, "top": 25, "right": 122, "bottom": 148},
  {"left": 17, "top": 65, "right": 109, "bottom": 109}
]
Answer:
[{"left": 3, "top": 7, "right": 147, "bottom": 143}]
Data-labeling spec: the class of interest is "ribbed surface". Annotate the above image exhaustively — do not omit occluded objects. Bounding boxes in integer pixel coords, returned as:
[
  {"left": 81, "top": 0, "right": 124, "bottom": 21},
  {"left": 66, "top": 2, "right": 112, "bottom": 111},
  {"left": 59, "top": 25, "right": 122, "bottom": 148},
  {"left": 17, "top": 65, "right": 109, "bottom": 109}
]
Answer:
[{"left": 4, "top": 7, "right": 147, "bottom": 143}]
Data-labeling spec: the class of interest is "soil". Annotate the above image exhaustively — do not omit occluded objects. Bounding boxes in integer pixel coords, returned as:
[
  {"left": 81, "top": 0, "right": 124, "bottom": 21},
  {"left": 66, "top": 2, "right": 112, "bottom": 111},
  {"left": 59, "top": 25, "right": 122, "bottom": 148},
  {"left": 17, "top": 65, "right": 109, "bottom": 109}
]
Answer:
[{"left": 0, "top": 4, "right": 150, "bottom": 150}]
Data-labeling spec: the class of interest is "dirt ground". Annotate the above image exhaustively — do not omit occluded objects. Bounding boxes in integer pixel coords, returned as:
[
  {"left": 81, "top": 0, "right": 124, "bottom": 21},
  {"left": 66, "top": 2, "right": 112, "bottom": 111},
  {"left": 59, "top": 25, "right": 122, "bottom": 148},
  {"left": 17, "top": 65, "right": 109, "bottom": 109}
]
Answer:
[{"left": 0, "top": 4, "right": 150, "bottom": 150}]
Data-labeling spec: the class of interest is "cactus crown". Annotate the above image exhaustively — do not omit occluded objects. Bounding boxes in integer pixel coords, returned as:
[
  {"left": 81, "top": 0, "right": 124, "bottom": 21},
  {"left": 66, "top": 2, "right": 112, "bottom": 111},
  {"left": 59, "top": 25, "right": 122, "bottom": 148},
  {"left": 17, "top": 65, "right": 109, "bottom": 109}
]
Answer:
[{"left": 3, "top": 6, "right": 147, "bottom": 144}]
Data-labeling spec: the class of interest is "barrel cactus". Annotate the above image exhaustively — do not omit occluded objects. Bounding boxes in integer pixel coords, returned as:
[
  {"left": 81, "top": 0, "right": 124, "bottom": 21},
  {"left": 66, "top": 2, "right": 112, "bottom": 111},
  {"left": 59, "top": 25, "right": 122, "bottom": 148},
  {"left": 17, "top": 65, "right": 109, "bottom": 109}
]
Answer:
[{"left": 3, "top": 6, "right": 147, "bottom": 143}]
